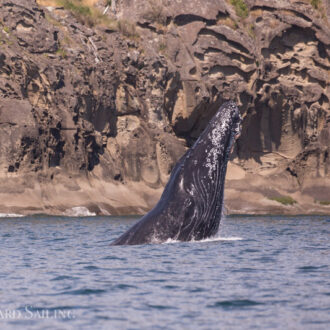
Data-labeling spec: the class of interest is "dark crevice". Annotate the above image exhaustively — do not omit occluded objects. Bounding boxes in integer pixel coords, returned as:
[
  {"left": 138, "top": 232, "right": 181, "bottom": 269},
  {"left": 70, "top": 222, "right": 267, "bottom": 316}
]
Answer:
[
  {"left": 251, "top": 5, "right": 313, "bottom": 23},
  {"left": 198, "top": 28, "right": 251, "bottom": 55},
  {"left": 317, "top": 42, "right": 326, "bottom": 59},
  {"left": 194, "top": 52, "right": 204, "bottom": 61},
  {"left": 286, "top": 166, "right": 298, "bottom": 177},
  {"left": 250, "top": 5, "right": 277, "bottom": 13},
  {"left": 312, "top": 58, "right": 330, "bottom": 71},
  {"left": 209, "top": 65, "right": 255, "bottom": 82},
  {"left": 137, "top": 22, "right": 157, "bottom": 33},
  {"left": 204, "top": 47, "right": 255, "bottom": 64},
  {"left": 173, "top": 14, "right": 216, "bottom": 26}
]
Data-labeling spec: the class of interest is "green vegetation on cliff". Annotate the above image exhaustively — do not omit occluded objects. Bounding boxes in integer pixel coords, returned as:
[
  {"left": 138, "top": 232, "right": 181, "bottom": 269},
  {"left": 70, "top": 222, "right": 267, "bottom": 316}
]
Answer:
[
  {"left": 58, "top": 0, "right": 91, "bottom": 17},
  {"left": 269, "top": 196, "right": 297, "bottom": 206},
  {"left": 310, "top": 0, "right": 321, "bottom": 9},
  {"left": 56, "top": 0, "right": 116, "bottom": 28},
  {"left": 230, "top": 0, "right": 249, "bottom": 18}
]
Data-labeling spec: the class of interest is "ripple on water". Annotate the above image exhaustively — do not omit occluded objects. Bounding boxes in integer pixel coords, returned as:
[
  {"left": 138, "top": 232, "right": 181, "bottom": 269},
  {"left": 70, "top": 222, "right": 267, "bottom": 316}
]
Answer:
[
  {"left": 146, "top": 304, "right": 177, "bottom": 310},
  {"left": 208, "top": 299, "right": 263, "bottom": 309},
  {"left": 0, "top": 215, "right": 329, "bottom": 329},
  {"left": 162, "top": 285, "right": 179, "bottom": 290},
  {"left": 232, "top": 267, "right": 258, "bottom": 273},
  {"left": 297, "top": 265, "right": 328, "bottom": 273},
  {"left": 253, "top": 256, "right": 276, "bottom": 263},
  {"left": 83, "top": 265, "right": 100, "bottom": 270},
  {"left": 51, "top": 276, "right": 79, "bottom": 281},
  {"left": 189, "top": 287, "right": 206, "bottom": 293},
  {"left": 50, "top": 238, "right": 67, "bottom": 242},
  {"left": 146, "top": 279, "right": 167, "bottom": 283},
  {"left": 60, "top": 289, "right": 107, "bottom": 296},
  {"left": 101, "top": 255, "right": 127, "bottom": 261},
  {"left": 113, "top": 284, "right": 137, "bottom": 290},
  {"left": 241, "top": 248, "right": 259, "bottom": 253}
]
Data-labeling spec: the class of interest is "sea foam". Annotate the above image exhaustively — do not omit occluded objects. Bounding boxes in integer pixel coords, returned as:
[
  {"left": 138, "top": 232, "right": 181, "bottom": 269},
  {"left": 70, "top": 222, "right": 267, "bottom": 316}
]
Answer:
[
  {"left": 63, "top": 207, "right": 96, "bottom": 217},
  {"left": 0, "top": 213, "right": 24, "bottom": 218},
  {"left": 163, "top": 236, "right": 243, "bottom": 244}
]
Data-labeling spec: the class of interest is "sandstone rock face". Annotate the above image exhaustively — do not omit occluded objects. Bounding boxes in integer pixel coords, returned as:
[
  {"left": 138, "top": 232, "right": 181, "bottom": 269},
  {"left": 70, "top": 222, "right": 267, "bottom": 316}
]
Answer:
[{"left": 0, "top": 0, "right": 329, "bottom": 215}]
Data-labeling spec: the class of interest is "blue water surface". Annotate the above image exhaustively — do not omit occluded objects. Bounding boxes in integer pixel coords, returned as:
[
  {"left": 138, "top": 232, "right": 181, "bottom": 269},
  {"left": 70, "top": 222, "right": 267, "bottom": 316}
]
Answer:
[{"left": 0, "top": 215, "right": 329, "bottom": 329}]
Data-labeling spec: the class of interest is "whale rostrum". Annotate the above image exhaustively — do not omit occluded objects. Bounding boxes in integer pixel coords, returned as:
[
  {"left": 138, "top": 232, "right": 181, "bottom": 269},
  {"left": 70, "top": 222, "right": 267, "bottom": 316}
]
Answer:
[{"left": 111, "top": 101, "right": 242, "bottom": 245}]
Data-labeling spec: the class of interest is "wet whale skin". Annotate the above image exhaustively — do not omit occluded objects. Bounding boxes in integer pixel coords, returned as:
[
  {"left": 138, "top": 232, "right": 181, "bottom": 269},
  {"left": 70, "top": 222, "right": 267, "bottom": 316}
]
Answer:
[{"left": 111, "top": 101, "right": 242, "bottom": 246}]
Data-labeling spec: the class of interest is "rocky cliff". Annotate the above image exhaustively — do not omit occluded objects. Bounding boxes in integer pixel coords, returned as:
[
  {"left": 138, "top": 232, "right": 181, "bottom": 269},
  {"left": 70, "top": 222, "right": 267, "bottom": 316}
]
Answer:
[{"left": 0, "top": 0, "right": 329, "bottom": 215}]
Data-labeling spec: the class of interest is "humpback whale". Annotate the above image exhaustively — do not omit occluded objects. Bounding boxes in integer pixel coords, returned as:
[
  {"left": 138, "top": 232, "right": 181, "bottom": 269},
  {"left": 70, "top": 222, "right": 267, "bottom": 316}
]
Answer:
[{"left": 111, "top": 101, "right": 242, "bottom": 245}]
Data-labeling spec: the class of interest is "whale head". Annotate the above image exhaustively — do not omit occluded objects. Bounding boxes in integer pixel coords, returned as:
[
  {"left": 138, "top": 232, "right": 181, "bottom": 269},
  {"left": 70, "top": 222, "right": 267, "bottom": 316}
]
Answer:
[
  {"left": 184, "top": 101, "right": 242, "bottom": 181},
  {"left": 172, "top": 101, "right": 242, "bottom": 241}
]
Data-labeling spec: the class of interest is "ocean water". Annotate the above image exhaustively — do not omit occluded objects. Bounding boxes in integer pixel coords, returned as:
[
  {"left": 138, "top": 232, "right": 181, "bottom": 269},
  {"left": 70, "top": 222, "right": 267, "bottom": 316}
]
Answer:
[{"left": 0, "top": 214, "right": 329, "bottom": 329}]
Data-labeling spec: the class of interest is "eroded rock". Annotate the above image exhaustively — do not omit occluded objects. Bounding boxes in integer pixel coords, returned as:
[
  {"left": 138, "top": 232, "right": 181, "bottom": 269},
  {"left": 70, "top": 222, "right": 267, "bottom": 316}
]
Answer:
[{"left": 0, "top": 0, "right": 329, "bottom": 215}]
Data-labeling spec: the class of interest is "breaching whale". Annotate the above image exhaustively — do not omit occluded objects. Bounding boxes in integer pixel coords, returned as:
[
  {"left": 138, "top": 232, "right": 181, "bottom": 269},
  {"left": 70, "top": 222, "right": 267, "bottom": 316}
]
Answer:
[{"left": 111, "top": 101, "right": 242, "bottom": 245}]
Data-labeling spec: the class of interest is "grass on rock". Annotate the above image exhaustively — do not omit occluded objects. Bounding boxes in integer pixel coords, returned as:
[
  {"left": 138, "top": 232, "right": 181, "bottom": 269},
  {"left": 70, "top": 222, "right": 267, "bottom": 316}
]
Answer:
[
  {"left": 56, "top": 0, "right": 116, "bottom": 28},
  {"left": 230, "top": 0, "right": 249, "bottom": 19},
  {"left": 269, "top": 196, "right": 297, "bottom": 206}
]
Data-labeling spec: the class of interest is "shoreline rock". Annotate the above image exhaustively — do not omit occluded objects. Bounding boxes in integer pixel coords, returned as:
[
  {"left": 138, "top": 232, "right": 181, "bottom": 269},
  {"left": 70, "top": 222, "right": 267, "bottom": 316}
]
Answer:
[{"left": 0, "top": 0, "right": 329, "bottom": 215}]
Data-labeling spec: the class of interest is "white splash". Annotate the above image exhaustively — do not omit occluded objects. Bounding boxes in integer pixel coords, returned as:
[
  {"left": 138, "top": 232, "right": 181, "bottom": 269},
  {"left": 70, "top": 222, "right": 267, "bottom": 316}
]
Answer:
[
  {"left": 0, "top": 213, "right": 24, "bottom": 218},
  {"left": 63, "top": 207, "right": 96, "bottom": 217},
  {"left": 163, "top": 236, "right": 243, "bottom": 244}
]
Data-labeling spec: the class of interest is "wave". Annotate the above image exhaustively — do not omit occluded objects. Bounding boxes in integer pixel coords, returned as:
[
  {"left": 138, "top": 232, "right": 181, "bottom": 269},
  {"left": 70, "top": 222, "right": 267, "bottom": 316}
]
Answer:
[
  {"left": 208, "top": 299, "right": 262, "bottom": 308},
  {"left": 0, "top": 213, "right": 24, "bottom": 218},
  {"left": 163, "top": 236, "right": 243, "bottom": 244},
  {"left": 63, "top": 207, "right": 96, "bottom": 217}
]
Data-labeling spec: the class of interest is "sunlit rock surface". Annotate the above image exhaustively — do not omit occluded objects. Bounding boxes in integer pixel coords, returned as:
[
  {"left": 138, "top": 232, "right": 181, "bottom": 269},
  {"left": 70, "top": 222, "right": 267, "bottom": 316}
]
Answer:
[{"left": 0, "top": 0, "right": 329, "bottom": 215}]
